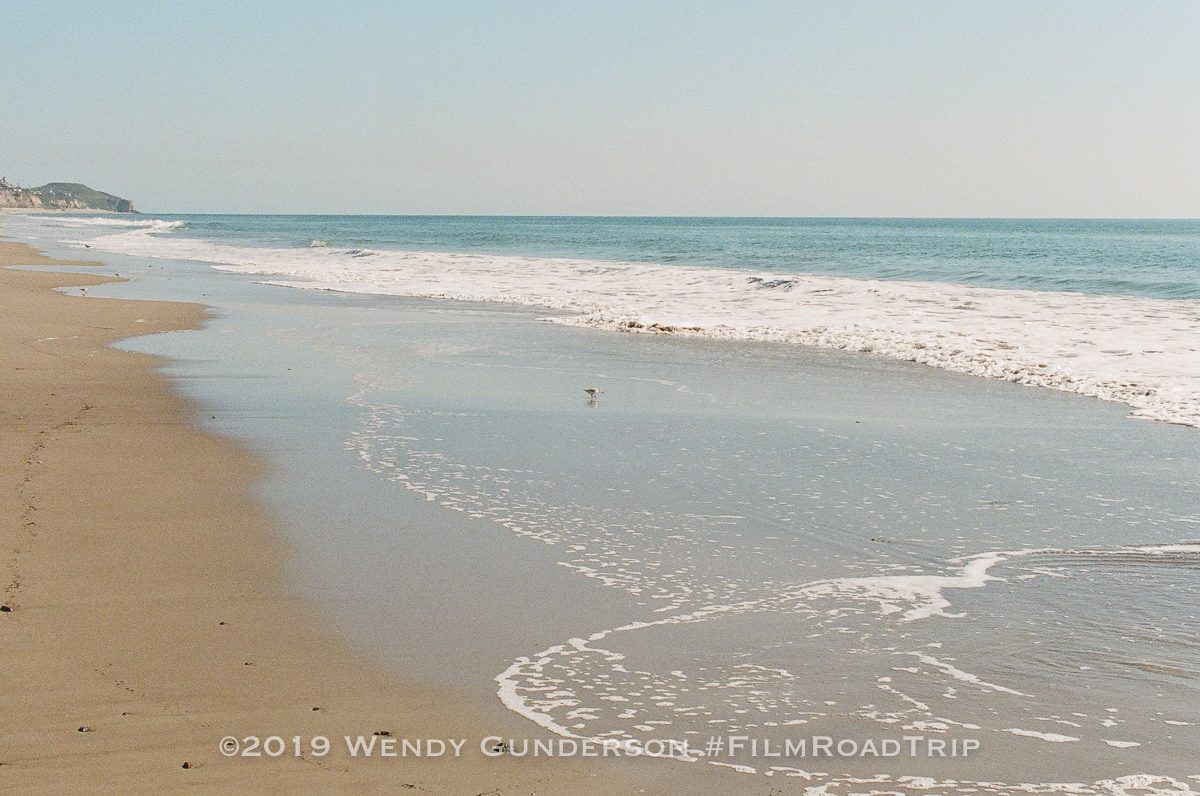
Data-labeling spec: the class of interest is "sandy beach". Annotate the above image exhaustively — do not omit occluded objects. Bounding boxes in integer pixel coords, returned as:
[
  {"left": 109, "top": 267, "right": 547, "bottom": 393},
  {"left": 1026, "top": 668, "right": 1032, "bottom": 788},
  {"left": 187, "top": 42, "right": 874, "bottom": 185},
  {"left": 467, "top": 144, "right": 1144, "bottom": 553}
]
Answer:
[{"left": 0, "top": 239, "right": 705, "bottom": 794}]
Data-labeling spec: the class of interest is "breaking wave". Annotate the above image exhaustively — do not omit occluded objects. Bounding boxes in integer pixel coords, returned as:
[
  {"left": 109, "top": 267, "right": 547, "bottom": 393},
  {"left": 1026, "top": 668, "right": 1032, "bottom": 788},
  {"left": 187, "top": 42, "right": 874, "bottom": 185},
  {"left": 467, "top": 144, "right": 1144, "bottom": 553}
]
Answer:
[{"left": 17, "top": 215, "right": 1200, "bottom": 429}]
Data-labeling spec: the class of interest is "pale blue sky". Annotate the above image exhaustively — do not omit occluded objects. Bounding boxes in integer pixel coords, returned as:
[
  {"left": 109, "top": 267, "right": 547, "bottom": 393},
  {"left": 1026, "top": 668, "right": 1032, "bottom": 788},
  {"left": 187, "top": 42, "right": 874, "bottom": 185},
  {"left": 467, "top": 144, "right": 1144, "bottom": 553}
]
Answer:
[{"left": 3, "top": 1, "right": 1197, "bottom": 216}]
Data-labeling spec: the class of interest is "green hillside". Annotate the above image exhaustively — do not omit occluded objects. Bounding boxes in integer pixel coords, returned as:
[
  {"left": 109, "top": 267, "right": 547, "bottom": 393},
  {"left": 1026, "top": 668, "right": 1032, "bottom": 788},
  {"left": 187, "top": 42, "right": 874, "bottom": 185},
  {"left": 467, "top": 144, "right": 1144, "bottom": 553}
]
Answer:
[{"left": 32, "top": 182, "right": 133, "bottom": 212}]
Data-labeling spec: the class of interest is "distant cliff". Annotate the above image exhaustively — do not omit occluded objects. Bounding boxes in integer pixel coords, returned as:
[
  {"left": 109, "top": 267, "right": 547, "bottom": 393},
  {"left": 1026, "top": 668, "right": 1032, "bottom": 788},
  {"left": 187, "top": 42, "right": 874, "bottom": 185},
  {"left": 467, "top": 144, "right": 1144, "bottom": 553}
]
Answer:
[{"left": 0, "top": 178, "right": 135, "bottom": 213}]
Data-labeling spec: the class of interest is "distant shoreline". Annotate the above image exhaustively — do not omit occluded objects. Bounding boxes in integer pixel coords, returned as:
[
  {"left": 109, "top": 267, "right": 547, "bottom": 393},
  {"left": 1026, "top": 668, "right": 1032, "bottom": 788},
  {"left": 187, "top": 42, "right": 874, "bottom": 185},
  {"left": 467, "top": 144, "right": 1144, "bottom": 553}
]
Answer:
[{"left": 0, "top": 207, "right": 127, "bottom": 214}]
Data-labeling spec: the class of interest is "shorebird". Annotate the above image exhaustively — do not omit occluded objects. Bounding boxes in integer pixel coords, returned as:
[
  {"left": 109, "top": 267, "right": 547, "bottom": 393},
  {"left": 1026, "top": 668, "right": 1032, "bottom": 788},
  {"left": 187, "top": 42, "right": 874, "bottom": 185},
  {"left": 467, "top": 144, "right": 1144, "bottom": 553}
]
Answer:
[{"left": 583, "top": 387, "right": 604, "bottom": 399}]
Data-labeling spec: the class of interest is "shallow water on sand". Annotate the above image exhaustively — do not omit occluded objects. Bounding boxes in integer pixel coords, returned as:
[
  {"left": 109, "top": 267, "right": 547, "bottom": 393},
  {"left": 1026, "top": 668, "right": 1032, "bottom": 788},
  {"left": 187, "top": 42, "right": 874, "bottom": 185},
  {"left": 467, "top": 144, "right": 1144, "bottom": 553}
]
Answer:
[{"left": 11, "top": 232, "right": 1200, "bottom": 793}]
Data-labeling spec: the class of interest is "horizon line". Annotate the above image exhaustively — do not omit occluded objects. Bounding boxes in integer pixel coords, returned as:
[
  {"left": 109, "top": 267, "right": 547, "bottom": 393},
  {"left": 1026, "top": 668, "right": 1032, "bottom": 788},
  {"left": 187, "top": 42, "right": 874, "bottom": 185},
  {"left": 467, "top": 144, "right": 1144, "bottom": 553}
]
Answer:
[{"left": 142, "top": 211, "right": 1200, "bottom": 221}]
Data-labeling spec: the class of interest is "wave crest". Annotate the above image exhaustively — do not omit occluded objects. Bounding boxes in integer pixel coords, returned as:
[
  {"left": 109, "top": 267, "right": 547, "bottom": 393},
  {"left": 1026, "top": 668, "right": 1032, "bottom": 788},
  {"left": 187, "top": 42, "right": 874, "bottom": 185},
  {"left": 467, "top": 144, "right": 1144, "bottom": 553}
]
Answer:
[{"left": 20, "top": 219, "right": 1200, "bottom": 429}]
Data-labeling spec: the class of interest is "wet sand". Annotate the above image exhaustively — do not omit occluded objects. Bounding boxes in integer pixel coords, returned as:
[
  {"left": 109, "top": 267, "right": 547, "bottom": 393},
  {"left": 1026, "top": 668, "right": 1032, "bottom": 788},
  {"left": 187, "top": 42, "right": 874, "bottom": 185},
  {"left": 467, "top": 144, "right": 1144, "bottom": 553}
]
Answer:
[{"left": 0, "top": 239, "right": 725, "bottom": 794}]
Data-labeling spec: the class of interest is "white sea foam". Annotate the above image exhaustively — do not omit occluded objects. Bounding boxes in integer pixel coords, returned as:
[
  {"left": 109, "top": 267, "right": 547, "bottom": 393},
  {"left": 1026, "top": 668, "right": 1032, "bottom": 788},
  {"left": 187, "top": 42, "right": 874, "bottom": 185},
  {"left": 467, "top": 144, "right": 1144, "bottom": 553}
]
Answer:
[
  {"left": 907, "top": 651, "right": 1029, "bottom": 697},
  {"left": 492, "top": 544, "right": 1200, "bottom": 751},
  {"left": 45, "top": 219, "right": 1200, "bottom": 429},
  {"left": 488, "top": 542, "right": 1198, "bottom": 791},
  {"left": 8, "top": 214, "right": 187, "bottom": 231},
  {"left": 1003, "top": 727, "right": 1080, "bottom": 743}
]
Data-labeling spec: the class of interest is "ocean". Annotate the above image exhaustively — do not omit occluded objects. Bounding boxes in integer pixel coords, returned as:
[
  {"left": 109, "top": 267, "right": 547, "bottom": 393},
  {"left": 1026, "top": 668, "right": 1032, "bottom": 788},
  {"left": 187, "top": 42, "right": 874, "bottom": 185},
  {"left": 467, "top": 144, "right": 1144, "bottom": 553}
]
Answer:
[
  {"left": 5, "top": 212, "right": 1200, "bottom": 793},
  {"left": 34, "top": 214, "right": 1200, "bottom": 298},
  {"left": 9, "top": 213, "right": 1199, "bottom": 428}
]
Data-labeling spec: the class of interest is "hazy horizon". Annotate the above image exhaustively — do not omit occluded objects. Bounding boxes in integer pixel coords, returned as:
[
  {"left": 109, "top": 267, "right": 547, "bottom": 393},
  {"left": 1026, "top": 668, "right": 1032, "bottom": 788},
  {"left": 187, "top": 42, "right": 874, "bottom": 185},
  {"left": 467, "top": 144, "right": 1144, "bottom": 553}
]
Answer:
[
  {"left": 44, "top": 211, "right": 1200, "bottom": 220},
  {"left": 3, "top": 1, "right": 1198, "bottom": 217}
]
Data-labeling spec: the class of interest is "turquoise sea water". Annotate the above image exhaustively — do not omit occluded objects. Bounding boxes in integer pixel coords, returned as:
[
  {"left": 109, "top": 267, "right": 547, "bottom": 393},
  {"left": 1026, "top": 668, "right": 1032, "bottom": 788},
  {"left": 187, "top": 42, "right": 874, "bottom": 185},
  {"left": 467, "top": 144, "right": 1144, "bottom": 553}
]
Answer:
[{"left": 148, "top": 215, "right": 1200, "bottom": 299}]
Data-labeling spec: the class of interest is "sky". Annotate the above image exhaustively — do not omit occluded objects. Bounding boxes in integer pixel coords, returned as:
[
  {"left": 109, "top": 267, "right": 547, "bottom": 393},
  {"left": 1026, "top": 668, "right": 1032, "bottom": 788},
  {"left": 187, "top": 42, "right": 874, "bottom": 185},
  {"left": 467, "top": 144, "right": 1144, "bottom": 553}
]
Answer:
[{"left": 2, "top": 1, "right": 1198, "bottom": 216}]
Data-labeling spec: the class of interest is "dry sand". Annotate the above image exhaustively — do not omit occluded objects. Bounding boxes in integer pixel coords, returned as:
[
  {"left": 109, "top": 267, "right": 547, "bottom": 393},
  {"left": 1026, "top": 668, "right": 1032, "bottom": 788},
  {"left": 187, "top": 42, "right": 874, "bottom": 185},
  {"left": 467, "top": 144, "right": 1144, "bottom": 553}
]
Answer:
[{"left": 0, "top": 240, "right": 743, "bottom": 794}]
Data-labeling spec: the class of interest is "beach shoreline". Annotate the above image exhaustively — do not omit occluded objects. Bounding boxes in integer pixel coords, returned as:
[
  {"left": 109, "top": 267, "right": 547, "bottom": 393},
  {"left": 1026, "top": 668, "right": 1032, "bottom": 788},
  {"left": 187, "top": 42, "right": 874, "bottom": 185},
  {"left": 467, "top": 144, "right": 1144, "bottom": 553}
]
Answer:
[
  {"left": 3, "top": 231, "right": 1196, "bottom": 795},
  {"left": 0, "top": 239, "right": 689, "bottom": 794},
  {"left": 0, "top": 207, "right": 128, "bottom": 215}
]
